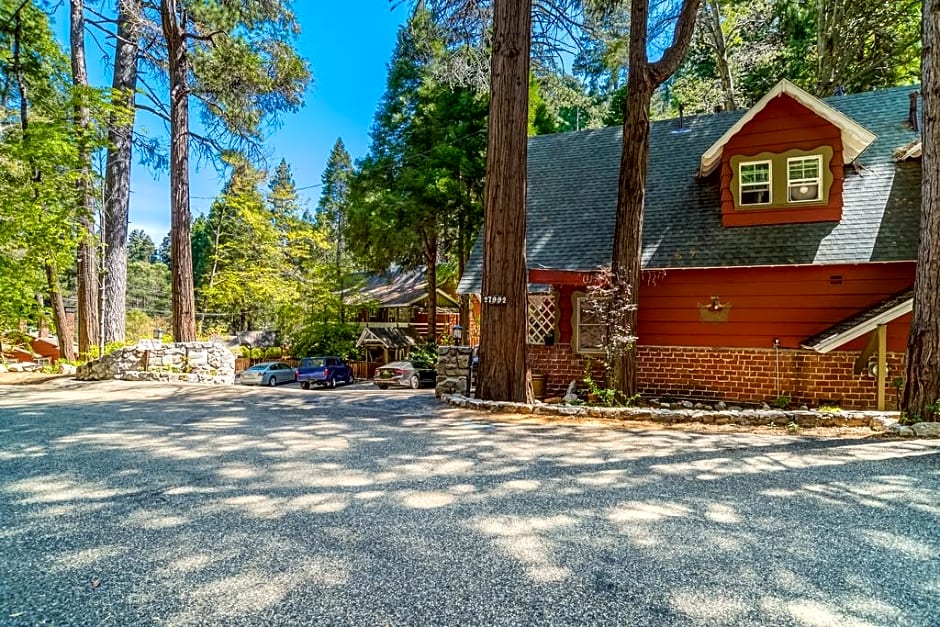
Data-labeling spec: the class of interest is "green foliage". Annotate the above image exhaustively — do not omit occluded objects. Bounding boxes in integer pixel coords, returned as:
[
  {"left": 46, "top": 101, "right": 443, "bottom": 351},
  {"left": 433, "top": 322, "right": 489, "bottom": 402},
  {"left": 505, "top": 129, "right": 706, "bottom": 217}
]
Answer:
[
  {"left": 346, "top": 8, "right": 486, "bottom": 286},
  {"left": 786, "top": 421, "right": 801, "bottom": 434},
  {"left": 665, "top": 0, "right": 921, "bottom": 118},
  {"left": 290, "top": 322, "right": 360, "bottom": 361},
  {"left": 125, "top": 310, "right": 169, "bottom": 343},
  {"left": 0, "top": 1, "right": 110, "bottom": 332},
  {"left": 193, "top": 155, "right": 324, "bottom": 336},
  {"left": 772, "top": 394, "right": 792, "bottom": 410},
  {"left": 408, "top": 342, "right": 439, "bottom": 370},
  {"left": 582, "top": 358, "right": 638, "bottom": 407},
  {"left": 127, "top": 261, "right": 171, "bottom": 315},
  {"left": 181, "top": 1, "right": 311, "bottom": 149},
  {"left": 128, "top": 230, "right": 156, "bottom": 263}
]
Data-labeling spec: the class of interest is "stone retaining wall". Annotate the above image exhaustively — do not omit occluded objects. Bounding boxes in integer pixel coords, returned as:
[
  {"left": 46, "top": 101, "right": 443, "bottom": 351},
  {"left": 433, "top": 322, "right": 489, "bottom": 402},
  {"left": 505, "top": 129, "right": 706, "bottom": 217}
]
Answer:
[
  {"left": 439, "top": 394, "right": 939, "bottom": 437},
  {"left": 435, "top": 346, "right": 474, "bottom": 396},
  {"left": 76, "top": 342, "right": 235, "bottom": 385}
]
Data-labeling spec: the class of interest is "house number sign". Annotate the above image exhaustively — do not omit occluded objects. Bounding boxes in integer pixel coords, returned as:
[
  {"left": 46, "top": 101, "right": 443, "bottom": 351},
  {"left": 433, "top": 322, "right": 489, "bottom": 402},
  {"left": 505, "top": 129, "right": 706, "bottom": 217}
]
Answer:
[{"left": 483, "top": 295, "right": 507, "bottom": 305}]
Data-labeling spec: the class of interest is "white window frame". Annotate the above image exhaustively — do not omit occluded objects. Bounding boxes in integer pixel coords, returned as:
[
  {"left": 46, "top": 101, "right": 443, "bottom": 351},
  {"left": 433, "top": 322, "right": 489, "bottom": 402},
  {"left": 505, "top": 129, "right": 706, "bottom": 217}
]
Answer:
[
  {"left": 575, "top": 296, "right": 606, "bottom": 354},
  {"left": 786, "top": 155, "right": 823, "bottom": 203},
  {"left": 738, "top": 160, "right": 772, "bottom": 206}
]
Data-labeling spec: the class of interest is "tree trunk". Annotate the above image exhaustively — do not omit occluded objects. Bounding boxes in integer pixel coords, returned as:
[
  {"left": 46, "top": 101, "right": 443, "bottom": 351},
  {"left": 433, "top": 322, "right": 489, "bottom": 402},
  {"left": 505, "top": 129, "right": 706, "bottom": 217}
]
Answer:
[
  {"left": 46, "top": 263, "right": 76, "bottom": 362},
  {"left": 610, "top": 0, "right": 701, "bottom": 397},
  {"left": 425, "top": 234, "right": 437, "bottom": 343},
  {"left": 903, "top": 0, "right": 940, "bottom": 420},
  {"left": 478, "top": 0, "right": 532, "bottom": 403},
  {"left": 703, "top": 0, "right": 735, "bottom": 110},
  {"left": 611, "top": 72, "right": 654, "bottom": 397},
  {"left": 161, "top": 0, "right": 197, "bottom": 342},
  {"left": 102, "top": 0, "right": 140, "bottom": 345},
  {"left": 69, "top": 0, "right": 99, "bottom": 357}
]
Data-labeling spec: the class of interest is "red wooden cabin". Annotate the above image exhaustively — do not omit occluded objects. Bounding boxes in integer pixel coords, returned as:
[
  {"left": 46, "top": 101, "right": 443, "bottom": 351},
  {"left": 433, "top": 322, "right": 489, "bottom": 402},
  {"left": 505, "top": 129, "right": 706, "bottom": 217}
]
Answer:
[{"left": 460, "top": 80, "right": 921, "bottom": 410}]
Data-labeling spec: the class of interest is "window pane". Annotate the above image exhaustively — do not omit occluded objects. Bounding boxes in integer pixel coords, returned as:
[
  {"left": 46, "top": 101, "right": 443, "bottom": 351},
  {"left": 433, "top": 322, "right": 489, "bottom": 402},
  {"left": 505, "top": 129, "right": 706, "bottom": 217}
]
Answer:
[
  {"left": 788, "top": 183, "right": 820, "bottom": 202},
  {"left": 740, "top": 163, "right": 769, "bottom": 183},
  {"left": 742, "top": 189, "right": 770, "bottom": 204},
  {"left": 578, "top": 297, "right": 607, "bottom": 352},
  {"left": 580, "top": 324, "right": 604, "bottom": 350},
  {"left": 789, "top": 158, "right": 819, "bottom": 180}
]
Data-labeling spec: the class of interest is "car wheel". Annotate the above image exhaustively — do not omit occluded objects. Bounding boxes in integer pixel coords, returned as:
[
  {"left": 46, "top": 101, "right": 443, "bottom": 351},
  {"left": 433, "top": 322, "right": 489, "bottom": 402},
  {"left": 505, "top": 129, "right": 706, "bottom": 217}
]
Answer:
[
  {"left": 345, "top": 374, "right": 353, "bottom": 385},
  {"left": 409, "top": 374, "right": 420, "bottom": 389},
  {"left": 328, "top": 377, "right": 336, "bottom": 389},
  {"left": 268, "top": 376, "right": 277, "bottom": 387},
  {"left": 376, "top": 383, "right": 388, "bottom": 390},
  {"left": 301, "top": 381, "right": 310, "bottom": 390}
]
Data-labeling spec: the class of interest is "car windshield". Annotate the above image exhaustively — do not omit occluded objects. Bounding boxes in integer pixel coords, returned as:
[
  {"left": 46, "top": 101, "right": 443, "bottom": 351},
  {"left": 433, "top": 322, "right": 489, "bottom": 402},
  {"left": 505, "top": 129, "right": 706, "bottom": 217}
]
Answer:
[
  {"left": 302, "top": 358, "right": 326, "bottom": 368},
  {"left": 246, "top": 364, "right": 268, "bottom": 371}
]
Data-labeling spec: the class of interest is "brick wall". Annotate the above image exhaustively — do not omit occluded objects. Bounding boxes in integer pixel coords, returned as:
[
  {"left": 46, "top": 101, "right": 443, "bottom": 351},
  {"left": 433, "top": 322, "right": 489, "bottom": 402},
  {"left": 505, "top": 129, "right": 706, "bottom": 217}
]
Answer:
[{"left": 527, "top": 343, "right": 906, "bottom": 410}]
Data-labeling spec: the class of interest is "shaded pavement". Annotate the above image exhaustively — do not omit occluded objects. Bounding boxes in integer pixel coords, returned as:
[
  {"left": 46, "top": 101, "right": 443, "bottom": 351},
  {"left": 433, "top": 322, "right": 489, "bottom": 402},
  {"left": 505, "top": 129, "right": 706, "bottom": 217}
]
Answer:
[{"left": 1, "top": 380, "right": 938, "bottom": 626}]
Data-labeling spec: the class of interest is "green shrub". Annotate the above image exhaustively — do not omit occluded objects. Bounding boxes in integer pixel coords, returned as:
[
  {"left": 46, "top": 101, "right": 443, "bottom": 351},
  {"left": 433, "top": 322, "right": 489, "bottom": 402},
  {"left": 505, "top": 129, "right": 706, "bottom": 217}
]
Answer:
[
  {"left": 772, "top": 394, "right": 791, "bottom": 409},
  {"left": 290, "top": 322, "right": 361, "bottom": 360},
  {"left": 408, "top": 342, "right": 438, "bottom": 370}
]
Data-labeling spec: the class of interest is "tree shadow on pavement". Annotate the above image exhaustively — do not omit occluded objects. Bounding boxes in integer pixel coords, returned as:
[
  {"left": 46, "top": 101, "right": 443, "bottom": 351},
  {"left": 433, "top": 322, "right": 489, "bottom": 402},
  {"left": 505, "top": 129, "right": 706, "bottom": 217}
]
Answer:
[{"left": 1, "top": 380, "right": 938, "bottom": 626}]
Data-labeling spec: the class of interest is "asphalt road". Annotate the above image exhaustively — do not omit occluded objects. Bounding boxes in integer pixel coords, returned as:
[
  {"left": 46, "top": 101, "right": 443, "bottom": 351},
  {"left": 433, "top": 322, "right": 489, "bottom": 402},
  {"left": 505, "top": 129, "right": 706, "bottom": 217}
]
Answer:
[{"left": 1, "top": 380, "right": 938, "bottom": 627}]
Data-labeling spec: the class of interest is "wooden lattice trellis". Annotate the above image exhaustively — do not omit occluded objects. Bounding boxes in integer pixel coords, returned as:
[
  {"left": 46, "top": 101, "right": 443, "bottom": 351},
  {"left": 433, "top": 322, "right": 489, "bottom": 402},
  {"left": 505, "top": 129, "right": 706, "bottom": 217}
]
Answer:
[{"left": 527, "top": 294, "right": 555, "bottom": 344}]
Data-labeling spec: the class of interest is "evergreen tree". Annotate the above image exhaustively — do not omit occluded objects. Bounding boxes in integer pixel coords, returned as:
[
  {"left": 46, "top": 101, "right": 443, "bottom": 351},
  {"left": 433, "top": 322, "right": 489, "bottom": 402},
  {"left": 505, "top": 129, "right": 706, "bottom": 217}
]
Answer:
[
  {"left": 127, "top": 230, "right": 156, "bottom": 263},
  {"left": 150, "top": 0, "right": 311, "bottom": 341},
  {"left": 316, "top": 139, "right": 354, "bottom": 321},
  {"left": 346, "top": 8, "right": 487, "bottom": 342}
]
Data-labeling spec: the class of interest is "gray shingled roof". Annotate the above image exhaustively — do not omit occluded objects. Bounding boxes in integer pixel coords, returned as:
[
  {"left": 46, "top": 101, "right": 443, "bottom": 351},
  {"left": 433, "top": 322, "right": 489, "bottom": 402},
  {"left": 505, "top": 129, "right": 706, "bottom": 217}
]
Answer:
[
  {"left": 348, "top": 268, "right": 459, "bottom": 308},
  {"left": 459, "top": 85, "right": 921, "bottom": 294}
]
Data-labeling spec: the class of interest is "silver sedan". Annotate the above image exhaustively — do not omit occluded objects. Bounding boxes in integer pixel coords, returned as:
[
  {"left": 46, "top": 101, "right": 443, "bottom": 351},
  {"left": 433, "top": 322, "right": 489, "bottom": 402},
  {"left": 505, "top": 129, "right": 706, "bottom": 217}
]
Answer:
[
  {"left": 373, "top": 361, "right": 436, "bottom": 390},
  {"left": 237, "top": 361, "right": 296, "bottom": 387}
]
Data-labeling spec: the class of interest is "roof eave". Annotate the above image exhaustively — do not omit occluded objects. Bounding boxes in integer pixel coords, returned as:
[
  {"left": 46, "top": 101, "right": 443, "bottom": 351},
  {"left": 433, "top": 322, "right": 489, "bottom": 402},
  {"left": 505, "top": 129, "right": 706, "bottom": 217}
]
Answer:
[
  {"left": 803, "top": 298, "right": 913, "bottom": 353},
  {"left": 699, "top": 79, "right": 877, "bottom": 176}
]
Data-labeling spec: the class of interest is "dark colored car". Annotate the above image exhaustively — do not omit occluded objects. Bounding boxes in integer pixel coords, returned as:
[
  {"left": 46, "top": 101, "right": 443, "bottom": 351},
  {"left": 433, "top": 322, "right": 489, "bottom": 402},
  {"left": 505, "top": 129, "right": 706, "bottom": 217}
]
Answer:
[
  {"left": 373, "top": 361, "right": 436, "bottom": 390},
  {"left": 296, "top": 356, "right": 354, "bottom": 390},
  {"left": 237, "top": 361, "right": 296, "bottom": 387}
]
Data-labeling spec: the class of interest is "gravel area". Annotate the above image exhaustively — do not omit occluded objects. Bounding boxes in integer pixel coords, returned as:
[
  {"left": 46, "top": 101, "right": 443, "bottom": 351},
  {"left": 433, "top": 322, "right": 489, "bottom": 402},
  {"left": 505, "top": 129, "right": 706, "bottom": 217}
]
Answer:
[{"left": 1, "top": 379, "right": 938, "bottom": 626}]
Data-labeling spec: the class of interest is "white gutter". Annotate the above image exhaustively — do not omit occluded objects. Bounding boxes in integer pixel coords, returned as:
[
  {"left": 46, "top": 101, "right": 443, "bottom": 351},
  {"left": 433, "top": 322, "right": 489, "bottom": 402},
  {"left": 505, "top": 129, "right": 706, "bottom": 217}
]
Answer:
[{"left": 804, "top": 298, "right": 913, "bottom": 353}]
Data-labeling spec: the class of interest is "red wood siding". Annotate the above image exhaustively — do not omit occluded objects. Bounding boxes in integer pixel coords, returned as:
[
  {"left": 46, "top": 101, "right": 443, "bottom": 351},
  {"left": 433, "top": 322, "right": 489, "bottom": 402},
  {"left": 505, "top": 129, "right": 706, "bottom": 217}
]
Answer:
[
  {"left": 548, "top": 263, "right": 914, "bottom": 351},
  {"left": 720, "top": 94, "right": 844, "bottom": 227}
]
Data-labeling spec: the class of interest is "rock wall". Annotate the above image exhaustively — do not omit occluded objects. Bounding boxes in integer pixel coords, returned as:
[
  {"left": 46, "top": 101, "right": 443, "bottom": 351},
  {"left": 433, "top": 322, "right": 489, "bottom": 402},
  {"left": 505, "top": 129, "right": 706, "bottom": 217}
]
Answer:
[
  {"left": 76, "top": 342, "right": 236, "bottom": 385},
  {"left": 435, "top": 346, "right": 474, "bottom": 397}
]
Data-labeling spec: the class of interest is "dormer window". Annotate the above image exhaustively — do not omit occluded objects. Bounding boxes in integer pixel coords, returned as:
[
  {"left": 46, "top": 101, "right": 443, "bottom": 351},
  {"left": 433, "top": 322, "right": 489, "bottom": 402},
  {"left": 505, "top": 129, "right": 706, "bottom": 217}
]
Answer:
[
  {"left": 787, "top": 155, "right": 822, "bottom": 202},
  {"left": 739, "top": 161, "right": 772, "bottom": 206}
]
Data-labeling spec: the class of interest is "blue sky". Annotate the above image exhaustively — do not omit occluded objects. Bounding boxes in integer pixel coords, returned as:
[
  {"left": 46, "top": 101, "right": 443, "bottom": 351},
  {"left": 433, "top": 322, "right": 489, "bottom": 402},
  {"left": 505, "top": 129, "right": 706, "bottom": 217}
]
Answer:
[{"left": 51, "top": 1, "right": 410, "bottom": 243}]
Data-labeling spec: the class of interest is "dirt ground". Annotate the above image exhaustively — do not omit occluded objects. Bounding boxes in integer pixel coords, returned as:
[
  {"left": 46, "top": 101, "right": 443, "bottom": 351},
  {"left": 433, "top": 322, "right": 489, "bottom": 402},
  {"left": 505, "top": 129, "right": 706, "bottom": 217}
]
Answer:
[{"left": 0, "top": 372, "right": 71, "bottom": 385}]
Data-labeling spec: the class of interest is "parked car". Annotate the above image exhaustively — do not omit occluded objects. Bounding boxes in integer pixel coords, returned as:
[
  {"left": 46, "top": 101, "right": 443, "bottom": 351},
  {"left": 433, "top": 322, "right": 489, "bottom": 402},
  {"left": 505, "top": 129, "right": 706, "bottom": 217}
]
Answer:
[
  {"left": 237, "top": 361, "right": 296, "bottom": 387},
  {"left": 373, "top": 360, "right": 436, "bottom": 390},
  {"left": 296, "top": 356, "right": 354, "bottom": 390}
]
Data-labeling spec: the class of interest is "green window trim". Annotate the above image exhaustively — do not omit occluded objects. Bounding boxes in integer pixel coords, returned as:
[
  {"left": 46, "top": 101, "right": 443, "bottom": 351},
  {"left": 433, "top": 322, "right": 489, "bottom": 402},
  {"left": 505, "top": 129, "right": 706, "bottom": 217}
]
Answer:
[{"left": 729, "top": 146, "right": 835, "bottom": 211}]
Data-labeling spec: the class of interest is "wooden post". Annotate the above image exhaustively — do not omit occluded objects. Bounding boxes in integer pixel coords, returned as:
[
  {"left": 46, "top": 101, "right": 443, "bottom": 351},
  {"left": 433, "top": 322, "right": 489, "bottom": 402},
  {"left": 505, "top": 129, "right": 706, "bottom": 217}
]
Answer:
[{"left": 877, "top": 324, "right": 887, "bottom": 411}]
